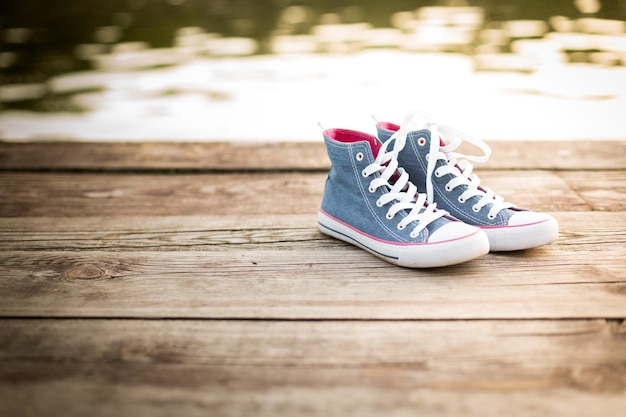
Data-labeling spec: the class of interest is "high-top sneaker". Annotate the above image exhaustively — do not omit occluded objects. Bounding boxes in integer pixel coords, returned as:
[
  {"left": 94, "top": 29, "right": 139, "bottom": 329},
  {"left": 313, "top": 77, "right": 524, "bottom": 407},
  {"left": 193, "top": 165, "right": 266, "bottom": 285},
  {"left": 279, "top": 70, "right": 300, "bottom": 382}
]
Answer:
[
  {"left": 318, "top": 126, "right": 490, "bottom": 267},
  {"left": 375, "top": 111, "right": 559, "bottom": 251}
]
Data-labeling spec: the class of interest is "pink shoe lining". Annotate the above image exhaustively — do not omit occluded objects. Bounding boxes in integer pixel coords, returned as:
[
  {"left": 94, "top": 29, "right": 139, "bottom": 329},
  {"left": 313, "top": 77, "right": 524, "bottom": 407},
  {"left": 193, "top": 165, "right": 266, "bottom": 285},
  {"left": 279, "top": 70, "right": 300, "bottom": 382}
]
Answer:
[
  {"left": 377, "top": 121, "right": 446, "bottom": 147},
  {"left": 377, "top": 121, "right": 400, "bottom": 131},
  {"left": 325, "top": 128, "right": 382, "bottom": 157}
]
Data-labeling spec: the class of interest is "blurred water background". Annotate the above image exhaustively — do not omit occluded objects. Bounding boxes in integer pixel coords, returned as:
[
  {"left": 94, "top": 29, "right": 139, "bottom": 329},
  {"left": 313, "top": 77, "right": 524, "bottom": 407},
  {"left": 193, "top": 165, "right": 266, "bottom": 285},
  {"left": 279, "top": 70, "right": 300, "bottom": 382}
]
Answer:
[{"left": 1, "top": 0, "right": 626, "bottom": 141}]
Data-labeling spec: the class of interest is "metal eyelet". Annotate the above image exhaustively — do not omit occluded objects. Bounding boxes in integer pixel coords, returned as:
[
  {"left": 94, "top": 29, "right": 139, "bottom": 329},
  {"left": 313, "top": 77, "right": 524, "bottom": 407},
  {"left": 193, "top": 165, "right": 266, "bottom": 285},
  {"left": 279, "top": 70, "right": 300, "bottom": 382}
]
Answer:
[
  {"left": 368, "top": 185, "right": 376, "bottom": 193},
  {"left": 472, "top": 205, "right": 480, "bottom": 213},
  {"left": 488, "top": 213, "right": 496, "bottom": 220},
  {"left": 458, "top": 196, "right": 466, "bottom": 203},
  {"left": 417, "top": 137, "right": 426, "bottom": 146},
  {"left": 434, "top": 170, "right": 442, "bottom": 178},
  {"left": 355, "top": 152, "right": 364, "bottom": 161},
  {"left": 362, "top": 169, "right": 368, "bottom": 177},
  {"left": 386, "top": 213, "right": 393, "bottom": 220},
  {"left": 410, "top": 231, "right": 418, "bottom": 238},
  {"left": 397, "top": 224, "right": 405, "bottom": 230},
  {"left": 445, "top": 184, "right": 452, "bottom": 192},
  {"left": 425, "top": 153, "right": 430, "bottom": 161},
  {"left": 376, "top": 200, "right": 384, "bottom": 207}
]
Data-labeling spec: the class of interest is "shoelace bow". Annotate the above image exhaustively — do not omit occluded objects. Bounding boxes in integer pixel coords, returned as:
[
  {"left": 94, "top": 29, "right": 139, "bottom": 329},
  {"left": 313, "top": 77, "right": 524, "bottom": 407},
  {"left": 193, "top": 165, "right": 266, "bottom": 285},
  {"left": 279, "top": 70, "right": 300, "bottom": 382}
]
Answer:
[
  {"left": 362, "top": 133, "right": 447, "bottom": 238},
  {"left": 388, "top": 111, "right": 515, "bottom": 219}
]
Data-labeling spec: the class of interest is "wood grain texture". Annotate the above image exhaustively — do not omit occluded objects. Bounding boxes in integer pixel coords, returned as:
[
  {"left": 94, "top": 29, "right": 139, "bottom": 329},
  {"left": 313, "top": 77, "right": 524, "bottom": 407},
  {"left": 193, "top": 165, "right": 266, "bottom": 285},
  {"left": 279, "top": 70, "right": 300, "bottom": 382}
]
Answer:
[
  {"left": 0, "top": 212, "right": 622, "bottom": 251},
  {"left": 0, "top": 170, "right": 597, "bottom": 217},
  {"left": 1, "top": 237, "right": 624, "bottom": 319},
  {"left": 1, "top": 139, "right": 625, "bottom": 417},
  {"left": 1, "top": 319, "right": 625, "bottom": 417},
  {"left": 1, "top": 140, "right": 625, "bottom": 171},
  {"left": 557, "top": 171, "right": 626, "bottom": 211}
]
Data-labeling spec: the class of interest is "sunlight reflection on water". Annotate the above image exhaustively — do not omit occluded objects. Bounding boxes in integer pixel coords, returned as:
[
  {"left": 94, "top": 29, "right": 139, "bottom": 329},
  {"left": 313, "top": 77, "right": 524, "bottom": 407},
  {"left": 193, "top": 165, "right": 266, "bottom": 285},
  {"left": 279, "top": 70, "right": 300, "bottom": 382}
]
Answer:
[{"left": 1, "top": 1, "right": 625, "bottom": 141}]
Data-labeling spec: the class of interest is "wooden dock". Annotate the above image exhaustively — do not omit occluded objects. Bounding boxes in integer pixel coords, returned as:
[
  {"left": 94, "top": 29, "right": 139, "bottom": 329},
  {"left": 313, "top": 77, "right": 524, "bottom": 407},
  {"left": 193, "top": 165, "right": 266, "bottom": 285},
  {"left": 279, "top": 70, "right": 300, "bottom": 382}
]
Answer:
[{"left": 1, "top": 139, "right": 625, "bottom": 416}]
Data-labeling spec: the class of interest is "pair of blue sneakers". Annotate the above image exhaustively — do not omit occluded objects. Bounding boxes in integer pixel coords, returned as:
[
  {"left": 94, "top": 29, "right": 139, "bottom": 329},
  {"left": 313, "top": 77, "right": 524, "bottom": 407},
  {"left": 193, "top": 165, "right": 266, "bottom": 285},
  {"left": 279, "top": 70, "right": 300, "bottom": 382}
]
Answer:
[{"left": 318, "top": 111, "right": 559, "bottom": 268}]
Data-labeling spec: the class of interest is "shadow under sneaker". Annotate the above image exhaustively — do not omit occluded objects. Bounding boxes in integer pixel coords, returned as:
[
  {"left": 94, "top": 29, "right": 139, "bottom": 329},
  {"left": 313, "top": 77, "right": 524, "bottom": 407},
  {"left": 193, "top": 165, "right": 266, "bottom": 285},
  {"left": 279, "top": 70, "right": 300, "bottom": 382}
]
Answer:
[
  {"left": 318, "top": 126, "right": 490, "bottom": 268},
  {"left": 375, "top": 111, "right": 559, "bottom": 252}
]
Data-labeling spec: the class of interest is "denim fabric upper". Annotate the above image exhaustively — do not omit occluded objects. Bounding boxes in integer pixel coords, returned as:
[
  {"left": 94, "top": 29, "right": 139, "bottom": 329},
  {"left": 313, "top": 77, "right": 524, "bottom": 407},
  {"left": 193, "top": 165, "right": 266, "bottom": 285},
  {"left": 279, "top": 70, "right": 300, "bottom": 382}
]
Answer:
[
  {"left": 321, "top": 133, "right": 450, "bottom": 242},
  {"left": 376, "top": 126, "right": 519, "bottom": 227}
]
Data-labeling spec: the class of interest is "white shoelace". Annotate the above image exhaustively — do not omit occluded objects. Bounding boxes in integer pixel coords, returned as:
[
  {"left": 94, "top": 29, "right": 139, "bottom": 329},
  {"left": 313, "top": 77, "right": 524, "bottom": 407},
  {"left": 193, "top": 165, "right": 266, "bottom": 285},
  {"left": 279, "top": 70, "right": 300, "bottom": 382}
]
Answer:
[
  {"left": 362, "top": 134, "right": 447, "bottom": 238},
  {"left": 387, "top": 111, "right": 515, "bottom": 219}
]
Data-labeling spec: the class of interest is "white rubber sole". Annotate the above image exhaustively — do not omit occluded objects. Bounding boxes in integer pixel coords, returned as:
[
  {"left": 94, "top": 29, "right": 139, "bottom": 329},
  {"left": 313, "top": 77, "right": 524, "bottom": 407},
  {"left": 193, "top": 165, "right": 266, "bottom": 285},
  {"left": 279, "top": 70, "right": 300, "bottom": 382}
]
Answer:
[
  {"left": 482, "top": 217, "right": 559, "bottom": 251},
  {"left": 318, "top": 210, "right": 489, "bottom": 268}
]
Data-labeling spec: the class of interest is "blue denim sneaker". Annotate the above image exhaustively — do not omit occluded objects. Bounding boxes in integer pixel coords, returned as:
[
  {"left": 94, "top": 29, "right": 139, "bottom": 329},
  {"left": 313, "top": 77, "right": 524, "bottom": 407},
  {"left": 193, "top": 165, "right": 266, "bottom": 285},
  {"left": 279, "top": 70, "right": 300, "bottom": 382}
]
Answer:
[
  {"left": 318, "top": 127, "right": 490, "bottom": 268},
  {"left": 375, "top": 111, "right": 559, "bottom": 251}
]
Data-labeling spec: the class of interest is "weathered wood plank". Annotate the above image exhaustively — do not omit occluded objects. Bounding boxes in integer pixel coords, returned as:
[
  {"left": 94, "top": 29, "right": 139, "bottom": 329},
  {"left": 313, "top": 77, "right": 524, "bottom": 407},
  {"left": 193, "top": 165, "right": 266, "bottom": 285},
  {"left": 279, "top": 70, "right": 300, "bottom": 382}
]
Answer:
[
  {"left": 558, "top": 171, "right": 626, "bottom": 211},
  {"left": 0, "top": 141, "right": 329, "bottom": 171},
  {"left": 1, "top": 138, "right": 623, "bottom": 417},
  {"left": 0, "top": 172, "right": 324, "bottom": 217},
  {"left": 1, "top": 237, "right": 624, "bottom": 319},
  {"left": 1, "top": 140, "right": 624, "bottom": 171},
  {"left": 0, "top": 214, "right": 320, "bottom": 251},
  {"left": 0, "top": 170, "right": 594, "bottom": 217},
  {"left": 1, "top": 319, "right": 625, "bottom": 417},
  {"left": 3, "top": 319, "right": 624, "bottom": 371},
  {"left": 2, "top": 377, "right": 624, "bottom": 417},
  {"left": 0, "top": 211, "right": 622, "bottom": 251}
]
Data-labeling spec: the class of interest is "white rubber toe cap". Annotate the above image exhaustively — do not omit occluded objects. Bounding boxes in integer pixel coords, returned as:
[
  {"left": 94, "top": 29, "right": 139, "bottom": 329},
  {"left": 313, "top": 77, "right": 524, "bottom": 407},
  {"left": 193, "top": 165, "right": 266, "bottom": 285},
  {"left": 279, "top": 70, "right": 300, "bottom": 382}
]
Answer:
[
  {"left": 428, "top": 221, "right": 482, "bottom": 243},
  {"left": 397, "top": 221, "right": 489, "bottom": 268},
  {"left": 483, "top": 211, "right": 559, "bottom": 251},
  {"left": 508, "top": 211, "right": 554, "bottom": 226}
]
